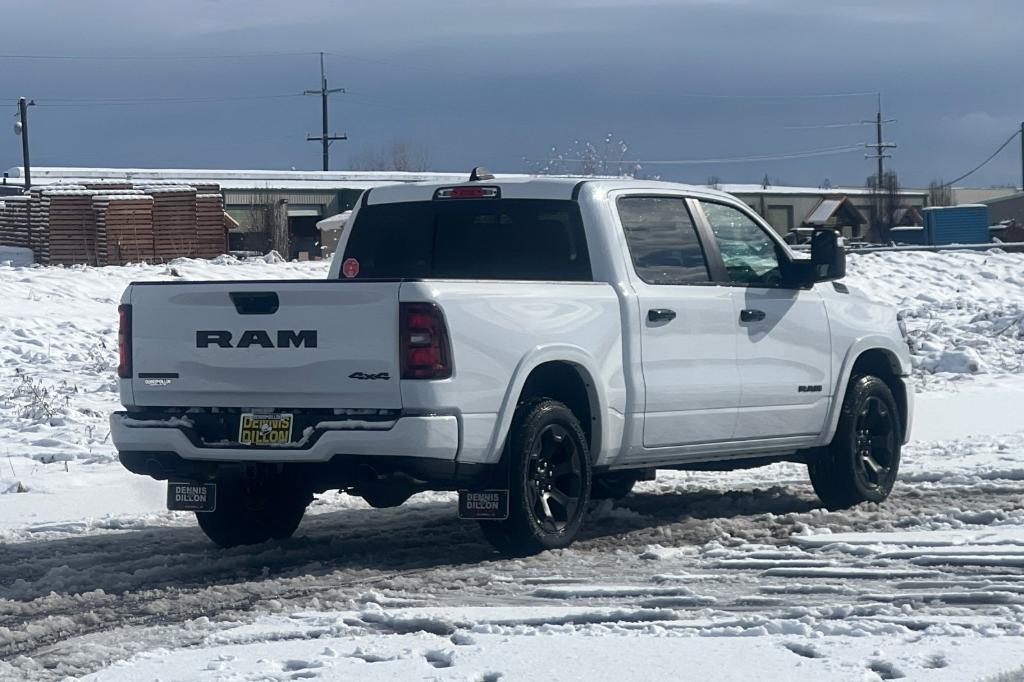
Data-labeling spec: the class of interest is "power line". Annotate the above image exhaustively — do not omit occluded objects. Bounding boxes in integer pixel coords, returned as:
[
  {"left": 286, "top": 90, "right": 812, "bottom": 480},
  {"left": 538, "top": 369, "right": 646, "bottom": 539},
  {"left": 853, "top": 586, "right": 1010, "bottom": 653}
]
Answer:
[
  {"left": 638, "top": 90, "right": 879, "bottom": 101},
  {"left": 32, "top": 93, "right": 305, "bottom": 107},
  {"left": 553, "top": 144, "right": 865, "bottom": 166},
  {"left": 0, "top": 51, "right": 316, "bottom": 61},
  {"left": 943, "top": 129, "right": 1022, "bottom": 187}
]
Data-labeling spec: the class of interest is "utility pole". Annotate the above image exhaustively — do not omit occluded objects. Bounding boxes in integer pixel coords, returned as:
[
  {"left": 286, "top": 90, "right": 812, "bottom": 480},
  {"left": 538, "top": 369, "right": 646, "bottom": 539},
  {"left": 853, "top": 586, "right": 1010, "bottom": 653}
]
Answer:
[
  {"left": 863, "top": 94, "right": 897, "bottom": 182},
  {"left": 305, "top": 52, "right": 346, "bottom": 171},
  {"left": 1019, "top": 121, "right": 1023, "bottom": 191},
  {"left": 15, "top": 97, "right": 32, "bottom": 190}
]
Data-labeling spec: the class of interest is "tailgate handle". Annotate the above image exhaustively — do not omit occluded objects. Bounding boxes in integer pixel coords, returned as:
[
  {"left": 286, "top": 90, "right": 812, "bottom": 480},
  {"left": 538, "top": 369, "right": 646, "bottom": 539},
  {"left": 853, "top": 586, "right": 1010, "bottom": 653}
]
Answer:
[{"left": 230, "top": 291, "right": 279, "bottom": 315}]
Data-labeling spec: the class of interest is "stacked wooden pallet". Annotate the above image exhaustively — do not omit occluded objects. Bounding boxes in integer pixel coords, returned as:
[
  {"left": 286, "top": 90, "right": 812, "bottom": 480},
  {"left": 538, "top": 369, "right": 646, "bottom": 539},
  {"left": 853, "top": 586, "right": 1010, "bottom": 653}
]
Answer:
[
  {"left": 28, "top": 188, "right": 48, "bottom": 263},
  {"left": 195, "top": 192, "right": 227, "bottom": 259},
  {"left": 44, "top": 189, "right": 101, "bottom": 266},
  {"left": 93, "top": 191, "right": 152, "bottom": 265},
  {"left": 28, "top": 184, "right": 86, "bottom": 264},
  {"left": 140, "top": 186, "right": 198, "bottom": 262},
  {"left": 0, "top": 195, "right": 31, "bottom": 249}
]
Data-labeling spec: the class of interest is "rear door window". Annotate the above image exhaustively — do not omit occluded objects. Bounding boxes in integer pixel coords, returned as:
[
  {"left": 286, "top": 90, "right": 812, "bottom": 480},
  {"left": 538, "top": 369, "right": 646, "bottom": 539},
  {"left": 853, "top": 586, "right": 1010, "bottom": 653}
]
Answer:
[
  {"left": 616, "top": 196, "right": 711, "bottom": 284},
  {"left": 343, "top": 199, "right": 591, "bottom": 281}
]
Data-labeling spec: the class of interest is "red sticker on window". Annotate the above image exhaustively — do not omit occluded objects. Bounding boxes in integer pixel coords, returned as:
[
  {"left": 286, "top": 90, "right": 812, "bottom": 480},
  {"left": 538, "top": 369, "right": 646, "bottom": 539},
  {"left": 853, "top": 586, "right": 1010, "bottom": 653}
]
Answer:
[{"left": 342, "top": 257, "right": 360, "bottom": 278}]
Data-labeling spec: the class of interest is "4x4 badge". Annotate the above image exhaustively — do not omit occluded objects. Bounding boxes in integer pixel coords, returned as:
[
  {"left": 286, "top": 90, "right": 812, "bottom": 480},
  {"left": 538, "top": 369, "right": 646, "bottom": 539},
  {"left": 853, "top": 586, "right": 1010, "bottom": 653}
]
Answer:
[{"left": 348, "top": 372, "right": 391, "bottom": 381}]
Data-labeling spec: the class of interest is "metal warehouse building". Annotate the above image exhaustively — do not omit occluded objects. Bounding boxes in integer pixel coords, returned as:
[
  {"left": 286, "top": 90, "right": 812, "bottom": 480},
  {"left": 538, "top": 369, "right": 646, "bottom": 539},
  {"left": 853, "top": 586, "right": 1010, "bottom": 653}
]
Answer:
[
  {"left": 4, "top": 167, "right": 520, "bottom": 259},
  {"left": 4, "top": 167, "right": 970, "bottom": 255}
]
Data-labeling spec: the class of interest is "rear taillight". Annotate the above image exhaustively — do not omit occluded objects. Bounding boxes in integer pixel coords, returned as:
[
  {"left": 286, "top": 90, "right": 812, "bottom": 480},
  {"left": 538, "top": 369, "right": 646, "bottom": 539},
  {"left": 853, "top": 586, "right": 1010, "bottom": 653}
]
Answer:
[
  {"left": 117, "top": 304, "right": 132, "bottom": 379},
  {"left": 400, "top": 302, "right": 452, "bottom": 380}
]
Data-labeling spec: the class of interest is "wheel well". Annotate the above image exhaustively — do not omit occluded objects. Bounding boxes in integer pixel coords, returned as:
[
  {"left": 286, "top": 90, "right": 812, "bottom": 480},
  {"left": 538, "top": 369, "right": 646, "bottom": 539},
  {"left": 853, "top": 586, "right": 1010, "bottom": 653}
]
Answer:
[
  {"left": 850, "top": 349, "right": 907, "bottom": 438},
  {"left": 519, "top": 361, "right": 596, "bottom": 452}
]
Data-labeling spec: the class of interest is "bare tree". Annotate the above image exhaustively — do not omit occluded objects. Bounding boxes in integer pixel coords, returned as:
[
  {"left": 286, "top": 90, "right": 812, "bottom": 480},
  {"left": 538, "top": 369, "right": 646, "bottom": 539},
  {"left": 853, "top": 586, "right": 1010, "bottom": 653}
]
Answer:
[
  {"left": 866, "top": 170, "right": 902, "bottom": 242},
  {"left": 706, "top": 176, "right": 721, "bottom": 190},
  {"left": 529, "top": 134, "right": 635, "bottom": 177},
  {"left": 349, "top": 139, "right": 432, "bottom": 172},
  {"left": 928, "top": 180, "right": 954, "bottom": 207},
  {"left": 246, "top": 191, "right": 288, "bottom": 255}
]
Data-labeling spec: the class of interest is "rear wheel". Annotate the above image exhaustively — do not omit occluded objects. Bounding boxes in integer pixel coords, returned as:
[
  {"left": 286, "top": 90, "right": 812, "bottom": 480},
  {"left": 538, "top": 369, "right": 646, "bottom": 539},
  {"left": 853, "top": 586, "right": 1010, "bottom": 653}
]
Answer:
[
  {"left": 808, "top": 374, "right": 901, "bottom": 510},
  {"left": 196, "top": 477, "right": 311, "bottom": 548},
  {"left": 480, "top": 399, "right": 591, "bottom": 555}
]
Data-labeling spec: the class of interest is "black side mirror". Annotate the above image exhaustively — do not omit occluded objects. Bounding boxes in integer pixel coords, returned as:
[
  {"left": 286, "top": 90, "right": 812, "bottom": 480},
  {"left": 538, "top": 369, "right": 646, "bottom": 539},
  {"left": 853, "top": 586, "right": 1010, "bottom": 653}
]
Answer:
[{"left": 810, "top": 229, "right": 846, "bottom": 282}]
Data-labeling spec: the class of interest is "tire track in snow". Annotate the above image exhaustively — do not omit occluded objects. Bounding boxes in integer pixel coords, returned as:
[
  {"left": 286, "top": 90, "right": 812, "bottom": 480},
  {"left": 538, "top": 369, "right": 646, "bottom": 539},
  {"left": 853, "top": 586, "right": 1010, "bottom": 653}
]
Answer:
[{"left": 5, "top": 477, "right": 1024, "bottom": 675}]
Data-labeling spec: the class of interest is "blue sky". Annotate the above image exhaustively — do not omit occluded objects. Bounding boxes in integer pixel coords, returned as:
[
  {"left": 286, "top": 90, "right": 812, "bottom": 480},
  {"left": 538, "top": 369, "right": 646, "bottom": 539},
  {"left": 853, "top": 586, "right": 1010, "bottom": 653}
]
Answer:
[{"left": 0, "top": 0, "right": 1021, "bottom": 187}]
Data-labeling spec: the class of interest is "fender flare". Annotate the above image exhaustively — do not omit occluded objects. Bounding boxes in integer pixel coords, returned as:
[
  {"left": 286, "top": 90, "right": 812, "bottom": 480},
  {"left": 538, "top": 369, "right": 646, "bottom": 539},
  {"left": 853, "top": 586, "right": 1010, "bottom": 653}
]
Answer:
[
  {"left": 486, "top": 344, "right": 613, "bottom": 464},
  {"left": 821, "top": 335, "right": 911, "bottom": 444}
]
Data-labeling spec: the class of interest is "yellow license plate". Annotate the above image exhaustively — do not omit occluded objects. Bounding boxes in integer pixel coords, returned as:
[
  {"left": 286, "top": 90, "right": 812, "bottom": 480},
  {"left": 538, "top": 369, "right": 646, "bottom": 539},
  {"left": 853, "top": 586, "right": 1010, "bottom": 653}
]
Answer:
[{"left": 238, "top": 413, "right": 294, "bottom": 446}]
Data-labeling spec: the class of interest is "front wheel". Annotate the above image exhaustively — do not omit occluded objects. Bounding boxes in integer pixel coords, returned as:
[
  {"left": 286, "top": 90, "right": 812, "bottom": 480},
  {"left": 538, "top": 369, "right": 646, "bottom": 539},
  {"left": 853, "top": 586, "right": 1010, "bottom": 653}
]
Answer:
[
  {"left": 808, "top": 374, "right": 902, "bottom": 510},
  {"left": 196, "top": 477, "right": 311, "bottom": 548},
  {"left": 479, "top": 399, "right": 592, "bottom": 555}
]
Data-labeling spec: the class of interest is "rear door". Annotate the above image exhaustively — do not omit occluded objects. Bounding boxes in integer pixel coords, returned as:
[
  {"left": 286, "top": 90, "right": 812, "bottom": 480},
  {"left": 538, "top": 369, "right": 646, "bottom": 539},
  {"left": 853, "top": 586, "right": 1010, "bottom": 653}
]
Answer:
[
  {"left": 695, "top": 200, "right": 831, "bottom": 441},
  {"left": 615, "top": 195, "right": 741, "bottom": 451},
  {"left": 129, "top": 281, "right": 403, "bottom": 409}
]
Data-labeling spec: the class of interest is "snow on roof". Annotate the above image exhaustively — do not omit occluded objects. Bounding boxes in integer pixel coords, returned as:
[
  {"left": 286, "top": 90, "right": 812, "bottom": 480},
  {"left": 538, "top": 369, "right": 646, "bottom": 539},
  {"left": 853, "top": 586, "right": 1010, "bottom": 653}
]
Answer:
[
  {"left": 41, "top": 189, "right": 98, "bottom": 197},
  {"left": 137, "top": 185, "right": 197, "bottom": 193},
  {"left": 33, "top": 184, "right": 85, "bottom": 192},
  {"left": 196, "top": 193, "right": 223, "bottom": 200},
  {"left": 804, "top": 198, "right": 843, "bottom": 225},
  {"left": 317, "top": 211, "right": 351, "bottom": 231},
  {"left": 93, "top": 194, "right": 153, "bottom": 202},
  {"left": 922, "top": 204, "right": 989, "bottom": 211},
  {"left": 7, "top": 166, "right": 526, "bottom": 192},
  {"left": 720, "top": 183, "right": 927, "bottom": 197}
]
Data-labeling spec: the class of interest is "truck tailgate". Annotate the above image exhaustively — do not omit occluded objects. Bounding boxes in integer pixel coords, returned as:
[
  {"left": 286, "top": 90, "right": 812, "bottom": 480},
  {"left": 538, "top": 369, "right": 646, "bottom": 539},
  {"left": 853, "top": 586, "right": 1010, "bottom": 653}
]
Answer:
[{"left": 127, "top": 281, "right": 401, "bottom": 409}]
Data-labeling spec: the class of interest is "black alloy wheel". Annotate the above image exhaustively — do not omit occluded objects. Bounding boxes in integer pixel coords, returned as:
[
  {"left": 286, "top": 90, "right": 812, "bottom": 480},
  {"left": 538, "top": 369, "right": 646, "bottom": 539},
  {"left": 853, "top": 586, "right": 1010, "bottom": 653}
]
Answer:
[{"left": 525, "top": 423, "right": 585, "bottom": 533}]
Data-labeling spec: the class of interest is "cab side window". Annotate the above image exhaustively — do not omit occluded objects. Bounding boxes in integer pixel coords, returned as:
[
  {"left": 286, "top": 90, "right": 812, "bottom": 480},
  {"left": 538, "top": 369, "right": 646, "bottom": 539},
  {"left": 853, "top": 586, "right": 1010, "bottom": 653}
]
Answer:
[
  {"left": 617, "top": 196, "right": 711, "bottom": 285},
  {"left": 700, "top": 201, "right": 783, "bottom": 287}
]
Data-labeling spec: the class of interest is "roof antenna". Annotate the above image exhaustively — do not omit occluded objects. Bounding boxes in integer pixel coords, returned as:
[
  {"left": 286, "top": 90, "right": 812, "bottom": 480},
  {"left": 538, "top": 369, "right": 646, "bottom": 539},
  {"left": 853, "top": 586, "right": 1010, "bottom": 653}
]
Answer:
[{"left": 469, "top": 166, "right": 494, "bottom": 182}]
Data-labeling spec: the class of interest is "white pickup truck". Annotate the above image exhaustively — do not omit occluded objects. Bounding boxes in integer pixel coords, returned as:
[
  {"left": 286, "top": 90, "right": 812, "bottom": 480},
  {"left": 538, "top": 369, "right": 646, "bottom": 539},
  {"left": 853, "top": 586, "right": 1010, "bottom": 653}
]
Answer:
[{"left": 112, "top": 169, "right": 913, "bottom": 554}]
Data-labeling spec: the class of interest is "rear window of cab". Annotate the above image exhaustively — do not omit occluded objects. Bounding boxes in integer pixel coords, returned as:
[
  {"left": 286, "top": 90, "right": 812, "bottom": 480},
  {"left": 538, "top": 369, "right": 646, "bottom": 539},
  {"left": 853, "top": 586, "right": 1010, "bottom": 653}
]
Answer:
[{"left": 342, "top": 199, "right": 592, "bottom": 281}]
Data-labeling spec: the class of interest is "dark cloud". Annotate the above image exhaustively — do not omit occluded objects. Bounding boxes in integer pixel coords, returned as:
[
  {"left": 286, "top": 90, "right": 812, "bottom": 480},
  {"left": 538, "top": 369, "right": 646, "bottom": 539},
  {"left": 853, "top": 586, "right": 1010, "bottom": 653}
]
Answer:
[{"left": 1, "top": 0, "right": 1021, "bottom": 186}]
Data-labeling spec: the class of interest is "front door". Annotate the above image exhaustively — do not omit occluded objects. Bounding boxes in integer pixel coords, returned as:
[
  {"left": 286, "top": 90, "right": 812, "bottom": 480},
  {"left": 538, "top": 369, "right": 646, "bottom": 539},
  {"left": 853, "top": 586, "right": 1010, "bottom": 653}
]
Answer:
[
  {"left": 697, "top": 200, "right": 832, "bottom": 441},
  {"left": 615, "top": 195, "right": 741, "bottom": 450}
]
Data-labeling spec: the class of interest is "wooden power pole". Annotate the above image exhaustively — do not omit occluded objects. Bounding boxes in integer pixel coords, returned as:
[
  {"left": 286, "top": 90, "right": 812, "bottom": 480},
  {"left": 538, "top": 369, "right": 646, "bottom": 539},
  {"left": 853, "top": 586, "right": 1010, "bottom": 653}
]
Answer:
[{"left": 305, "top": 52, "right": 346, "bottom": 171}]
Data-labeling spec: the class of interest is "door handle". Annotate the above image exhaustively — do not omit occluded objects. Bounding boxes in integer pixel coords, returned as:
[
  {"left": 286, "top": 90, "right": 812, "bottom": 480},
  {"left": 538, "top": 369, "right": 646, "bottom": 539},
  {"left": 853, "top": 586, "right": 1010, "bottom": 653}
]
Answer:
[
  {"left": 740, "top": 308, "right": 766, "bottom": 323},
  {"left": 648, "top": 308, "right": 677, "bottom": 323}
]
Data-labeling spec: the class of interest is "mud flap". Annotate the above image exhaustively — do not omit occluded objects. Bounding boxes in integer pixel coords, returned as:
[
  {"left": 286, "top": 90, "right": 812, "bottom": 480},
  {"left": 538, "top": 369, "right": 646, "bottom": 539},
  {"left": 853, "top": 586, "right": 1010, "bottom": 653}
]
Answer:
[{"left": 458, "top": 490, "right": 509, "bottom": 520}]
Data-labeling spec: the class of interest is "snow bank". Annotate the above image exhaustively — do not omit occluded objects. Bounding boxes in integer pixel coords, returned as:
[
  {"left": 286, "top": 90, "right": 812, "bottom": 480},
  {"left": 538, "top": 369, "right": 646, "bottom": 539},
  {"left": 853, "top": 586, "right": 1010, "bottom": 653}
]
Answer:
[{"left": 846, "top": 249, "right": 1024, "bottom": 384}]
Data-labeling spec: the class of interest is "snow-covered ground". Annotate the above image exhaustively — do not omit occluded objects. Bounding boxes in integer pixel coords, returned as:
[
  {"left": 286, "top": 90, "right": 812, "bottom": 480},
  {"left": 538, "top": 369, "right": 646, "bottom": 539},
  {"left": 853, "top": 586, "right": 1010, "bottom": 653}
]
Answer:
[{"left": 2, "top": 250, "right": 1024, "bottom": 681}]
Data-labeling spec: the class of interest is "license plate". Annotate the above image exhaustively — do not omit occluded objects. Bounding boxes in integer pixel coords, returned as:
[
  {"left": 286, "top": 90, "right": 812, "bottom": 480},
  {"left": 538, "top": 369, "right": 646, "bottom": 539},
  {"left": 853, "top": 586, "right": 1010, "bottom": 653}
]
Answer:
[
  {"left": 238, "top": 412, "right": 294, "bottom": 446},
  {"left": 458, "top": 490, "right": 510, "bottom": 520},
  {"left": 167, "top": 481, "right": 217, "bottom": 512}
]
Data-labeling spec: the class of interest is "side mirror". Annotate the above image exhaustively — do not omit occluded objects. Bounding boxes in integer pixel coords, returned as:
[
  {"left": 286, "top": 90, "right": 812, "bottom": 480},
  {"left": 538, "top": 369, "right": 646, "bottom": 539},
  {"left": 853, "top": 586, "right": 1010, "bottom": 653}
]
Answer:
[{"left": 810, "top": 229, "right": 845, "bottom": 282}]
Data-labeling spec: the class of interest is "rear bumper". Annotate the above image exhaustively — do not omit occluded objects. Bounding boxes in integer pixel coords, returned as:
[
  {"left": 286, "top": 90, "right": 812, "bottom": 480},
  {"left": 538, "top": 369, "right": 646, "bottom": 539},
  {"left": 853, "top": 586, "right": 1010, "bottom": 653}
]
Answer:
[
  {"left": 117, "top": 450, "right": 494, "bottom": 491},
  {"left": 110, "top": 411, "right": 459, "bottom": 463}
]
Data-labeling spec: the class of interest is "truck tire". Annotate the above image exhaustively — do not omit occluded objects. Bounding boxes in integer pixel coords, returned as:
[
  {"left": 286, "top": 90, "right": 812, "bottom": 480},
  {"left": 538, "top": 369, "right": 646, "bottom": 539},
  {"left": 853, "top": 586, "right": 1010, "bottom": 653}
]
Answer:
[
  {"left": 808, "top": 374, "right": 902, "bottom": 511},
  {"left": 196, "top": 478, "right": 311, "bottom": 548},
  {"left": 480, "top": 399, "right": 592, "bottom": 555},
  {"left": 591, "top": 472, "right": 638, "bottom": 500}
]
